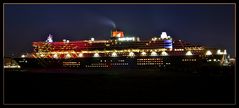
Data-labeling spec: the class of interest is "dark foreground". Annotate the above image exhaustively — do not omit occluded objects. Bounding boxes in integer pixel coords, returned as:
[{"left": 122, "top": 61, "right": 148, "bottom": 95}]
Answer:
[{"left": 4, "top": 66, "right": 235, "bottom": 104}]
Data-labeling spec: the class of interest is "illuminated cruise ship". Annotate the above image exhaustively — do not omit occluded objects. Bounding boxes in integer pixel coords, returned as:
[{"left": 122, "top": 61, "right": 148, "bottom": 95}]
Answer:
[{"left": 14, "top": 28, "right": 230, "bottom": 69}]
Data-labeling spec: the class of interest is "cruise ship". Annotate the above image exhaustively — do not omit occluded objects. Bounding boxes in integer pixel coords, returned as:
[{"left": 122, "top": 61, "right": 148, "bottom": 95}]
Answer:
[{"left": 14, "top": 28, "right": 230, "bottom": 69}]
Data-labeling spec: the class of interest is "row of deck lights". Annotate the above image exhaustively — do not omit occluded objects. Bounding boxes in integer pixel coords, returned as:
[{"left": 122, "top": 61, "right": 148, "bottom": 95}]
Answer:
[
  {"left": 33, "top": 51, "right": 170, "bottom": 58},
  {"left": 21, "top": 49, "right": 227, "bottom": 58}
]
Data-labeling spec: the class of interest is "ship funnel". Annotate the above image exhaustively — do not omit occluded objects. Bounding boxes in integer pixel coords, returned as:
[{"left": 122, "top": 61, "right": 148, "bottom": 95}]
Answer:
[{"left": 111, "top": 28, "right": 124, "bottom": 38}]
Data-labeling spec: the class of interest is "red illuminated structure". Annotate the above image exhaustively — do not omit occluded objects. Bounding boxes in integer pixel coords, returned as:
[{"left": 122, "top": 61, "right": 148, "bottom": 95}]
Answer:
[
  {"left": 111, "top": 28, "right": 124, "bottom": 38},
  {"left": 32, "top": 41, "right": 88, "bottom": 52}
]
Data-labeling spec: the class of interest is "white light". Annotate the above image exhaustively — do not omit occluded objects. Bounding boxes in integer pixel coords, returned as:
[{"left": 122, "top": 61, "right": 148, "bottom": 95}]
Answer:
[
  {"left": 141, "top": 52, "right": 147, "bottom": 56},
  {"left": 160, "top": 32, "right": 168, "bottom": 39},
  {"left": 205, "top": 50, "right": 212, "bottom": 55},
  {"left": 78, "top": 53, "right": 83, "bottom": 57},
  {"left": 112, "top": 52, "right": 117, "bottom": 57},
  {"left": 118, "top": 37, "right": 135, "bottom": 41},
  {"left": 129, "top": 52, "right": 135, "bottom": 57},
  {"left": 65, "top": 53, "right": 71, "bottom": 58},
  {"left": 53, "top": 54, "right": 58, "bottom": 58},
  {"left": 161, "top": 51, "right": 168, "bottom": 56},
  {"left": 223, "top": 50, "right": 227, "bottom": 55},
  {"left": 66, "top": 40, "right": 70, "bottom": 43},
  {"left": 152, "top": 37, "right": 157, "bottom": 41},
  {"left": 21, "top": 54, "right": 25, "bottom": 58},
  {"left": 116, "top": 33, "right": 121, "bottom": 37},
  {"left": 209, "top": 59, "right": 212, "bottom": 61},
  {"left": 186, "top": 51, "right": 193, "bottom": 56},
  {"left": 40, "top": 54, "right": 44, "bottom": 57},
  {"left": 91, "top": 38, "right": 95, "bottom": 41},
  {"left": 94, "top": 53, "right": 100, "bottom": 57},
  {"left": 217, "top": 49, "right": 223, "bottom": 55},
  {"left": 151, "top": 51, "right": 158, "bottom": 56},
  {"left": 213, "top": 59, "right": 216, "bottom": 61},
  {"left": 46, "top": 34, "right": 53, "bottom": 43},
  {"left": 136, "top": 37, "right": 140, "bottom": 41}
]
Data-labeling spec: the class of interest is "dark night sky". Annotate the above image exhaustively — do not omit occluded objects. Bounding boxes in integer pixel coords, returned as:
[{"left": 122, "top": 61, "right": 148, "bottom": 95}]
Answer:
[{"left": 4, "top": 4, "right": 235, "bottom": 57}]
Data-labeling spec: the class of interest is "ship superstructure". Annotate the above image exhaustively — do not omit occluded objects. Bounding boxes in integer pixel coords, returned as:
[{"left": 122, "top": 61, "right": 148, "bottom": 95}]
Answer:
[{"left": 15, "top": 29, "right": 230, "bottom": 69}]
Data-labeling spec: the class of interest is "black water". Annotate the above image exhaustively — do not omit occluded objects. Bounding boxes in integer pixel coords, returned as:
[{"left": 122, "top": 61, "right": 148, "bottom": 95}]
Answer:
[{"left": 4, "top": 67, "right": 235, "bottom": 104}]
